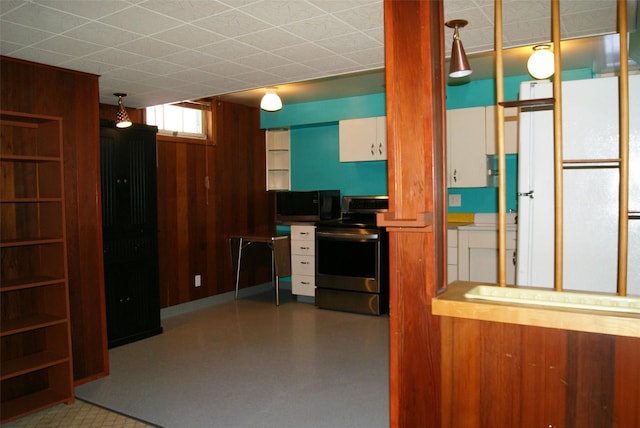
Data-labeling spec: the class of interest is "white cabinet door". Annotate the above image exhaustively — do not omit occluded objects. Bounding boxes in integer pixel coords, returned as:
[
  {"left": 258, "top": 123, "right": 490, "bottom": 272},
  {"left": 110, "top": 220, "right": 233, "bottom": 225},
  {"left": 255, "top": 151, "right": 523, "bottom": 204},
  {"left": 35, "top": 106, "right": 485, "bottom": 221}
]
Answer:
[
  {"left": 485, "top": 106, "right": 518, "bottom": 155},
  {"left": 457, "top": 228, "right": 517, "bottom": 285},
  {"left": 266, "top": 129, "right": 290, "bottom": 190},
  {"left": 290, "top": 225, "right": 316, "bottom": 297},
  {"left": 446, "top": 107, "right": 487, "bottom": 187},
  {"left": 447, "top": 228, "right": 458, "bottom": 283},
  {"left": 339, "top": 116, "right": 386, "bottom": 162}
]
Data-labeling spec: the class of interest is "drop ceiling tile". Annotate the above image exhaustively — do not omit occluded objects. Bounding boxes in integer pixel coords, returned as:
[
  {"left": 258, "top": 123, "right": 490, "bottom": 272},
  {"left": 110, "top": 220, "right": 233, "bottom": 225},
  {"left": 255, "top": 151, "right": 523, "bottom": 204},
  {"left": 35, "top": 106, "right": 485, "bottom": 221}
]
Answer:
[
  {"left": 9, "top": 46, "right": 75, "bottom": 66},
  {"left": 233, "top": 69, "right": 284, "bottom": 86},
  {"left": 35, "top": 0, "right": 131, "bottom": 20},
  {"left": 167, "top": 69, "right": 220, "bottom": 84},
  {"left": 364, "top": 27, "right": 383, "bottom": 44},
  {"left": 138, "top": 0, "right": 231, "bottom": 22},
  {"left": 63, "top": 22, "right": 140, "bottom": 47},
  {"left": 264, "top": 62, "right": 316, "bottom": 80},
  {"left": 128, "top": 59, "right": 190, "bottom": 75},
  {"left": 0, "top": 0, "right": 24, "bottom": 14},
  {"left": 302, "top": 54, "right": 361, "bottom": 74},
  {"left": 347, "top": 46, "right": 384, "bottom": 67},
  {"left": 309, "top": 0, "right": 380, "bottom": 14},
  {"left": 315, "top": 32, "right": 380, "bottom": 55},
  {"left": 32, "top": 35, "right": 104, "bottom": 57},
  {"left": 234, "top": 51, "right": 293, "bottom": 69},
  {"left": 0, "top": 40, "right": 22, "bottom": 55},
  {"left": 282, "top": 14, "right": 356, "bottom": 41},
  {"left": 99, "top": 6, "right": 183, "bottom": 36},
  {"left": 333, "top": 2, "right": 383, "bottom": 32},
  {"left": 193, "top": 9, "right": 271, "bottom": 37},
  {"left": 0, "top": 20, "right": 54, "bottom": 46},
  {"left": 83, "top": 47, "right": 149, "bottom": 67},
  {"left": 117, "top": 37, "right": 185, "bottom": 58},
  {"left": 58, "top": 57, "right": 120, "bottom": 75},
  {"left": 271, "top": 42, "right": 334, "bottom": 62},
  {"left": 103, "top": 67, "right": 159, "bottom": 83},
  {"left": 199, "top": 60, "right": 256, "bottom": 76},
  {"left": 152, "top": 24, "right": 223, "bottom": 49},
  {"left": 236, "top": 27, "right": 306, "bottom": 51},
  {"left": 199, "top": 39, "right": 263, "bottom": 60},
  {"left": 2, "top": 2, "right": 89, "bottom": 34},
  {"left": 161, "top": 49, "right": 224, "bottom": 68},
  {"left": 239, "top": 0, "right": 326, "bottom": 26}
]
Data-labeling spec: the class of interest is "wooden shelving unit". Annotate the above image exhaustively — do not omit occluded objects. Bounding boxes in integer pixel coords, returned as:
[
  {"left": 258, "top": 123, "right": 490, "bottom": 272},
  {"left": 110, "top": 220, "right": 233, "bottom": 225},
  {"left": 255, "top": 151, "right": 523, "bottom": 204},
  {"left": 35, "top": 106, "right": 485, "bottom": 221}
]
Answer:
[
  {"left": 265, "top": 129, "right": 290, "bottom": 190},
  {"left": 1, "top": 111, "right": 74, "bottom": 423}
]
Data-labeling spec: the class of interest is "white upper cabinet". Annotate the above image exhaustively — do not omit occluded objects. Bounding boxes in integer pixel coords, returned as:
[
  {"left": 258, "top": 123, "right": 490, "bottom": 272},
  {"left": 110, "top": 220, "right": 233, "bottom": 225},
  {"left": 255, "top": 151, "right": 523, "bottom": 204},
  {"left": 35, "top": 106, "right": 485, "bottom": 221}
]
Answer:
[
  {"left": 446, "top": 107, "right": 487, "bottom": 188},
  {"left": 485, "top": 106, "right": 518, "bottom": 155},
  {"left": 339, "top": 116, "right": 387, "bottom": 162}
]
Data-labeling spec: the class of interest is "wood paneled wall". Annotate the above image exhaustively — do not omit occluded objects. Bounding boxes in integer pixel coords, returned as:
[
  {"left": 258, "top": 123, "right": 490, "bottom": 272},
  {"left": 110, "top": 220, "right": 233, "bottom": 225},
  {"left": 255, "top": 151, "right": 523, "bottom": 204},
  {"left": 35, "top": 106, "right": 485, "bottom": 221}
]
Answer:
[
  {"left": 155, "top": 100, "right": 274, "bottom": 307},
  {"left": 1, "top": 56, "right": 109, "bottom": 384},
  {"left": 441, "top": 317, "right": 640, "bottom": 428}
]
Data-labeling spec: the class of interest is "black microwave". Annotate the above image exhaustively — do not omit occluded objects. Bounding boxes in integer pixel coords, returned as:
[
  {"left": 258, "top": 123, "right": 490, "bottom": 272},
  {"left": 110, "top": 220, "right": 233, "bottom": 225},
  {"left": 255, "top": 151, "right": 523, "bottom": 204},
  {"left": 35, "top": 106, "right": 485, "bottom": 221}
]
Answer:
[{"left": 276, "top": 190, "right": 341, "bottom": 223}]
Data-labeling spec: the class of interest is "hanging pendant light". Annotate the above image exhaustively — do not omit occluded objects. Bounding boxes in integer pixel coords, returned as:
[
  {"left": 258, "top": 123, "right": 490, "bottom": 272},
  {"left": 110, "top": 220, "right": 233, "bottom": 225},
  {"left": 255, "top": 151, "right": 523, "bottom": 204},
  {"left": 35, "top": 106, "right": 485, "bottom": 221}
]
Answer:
[
  {"left": 114, "top": 93, "right": 132, "bottom": 128},
  {"left": 445, "top": 19, "right": 473, "bottom": 78},
  {"left": 260, "top": 88, "right": 282, "bottom": 112},
  {"left": 527, "top": 44, "right": 555, "bottom": 80}
]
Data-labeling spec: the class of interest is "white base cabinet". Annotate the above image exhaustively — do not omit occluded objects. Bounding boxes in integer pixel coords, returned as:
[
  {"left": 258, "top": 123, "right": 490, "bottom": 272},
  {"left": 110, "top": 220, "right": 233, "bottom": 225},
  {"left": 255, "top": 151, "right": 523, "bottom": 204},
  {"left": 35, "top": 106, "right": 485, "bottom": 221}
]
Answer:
[
  {"left": 290, "top": 225, "right": 316, "bottom": 297},
  {"left": 457, "top": 226, "right": 517, "bottom": 285},
  {"left": 447, "top": 228, "right": 458, "bottom": 283}
]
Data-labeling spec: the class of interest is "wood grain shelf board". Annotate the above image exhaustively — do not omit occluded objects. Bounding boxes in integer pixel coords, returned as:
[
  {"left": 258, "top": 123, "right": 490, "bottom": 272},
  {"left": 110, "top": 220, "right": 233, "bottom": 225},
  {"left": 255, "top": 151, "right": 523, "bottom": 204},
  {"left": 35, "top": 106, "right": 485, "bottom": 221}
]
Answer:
[
  {"left": 1, "top": 352, "right": 69, "bottom": 380},
  {"left": 0, "top": 276, "right": 66, "bottom": 292},
  {"left": 0, "top": 314, "right": 68, "bottom": 336},
  {"left": 0, "top": 389, "right": 71, "bottom": 424}
]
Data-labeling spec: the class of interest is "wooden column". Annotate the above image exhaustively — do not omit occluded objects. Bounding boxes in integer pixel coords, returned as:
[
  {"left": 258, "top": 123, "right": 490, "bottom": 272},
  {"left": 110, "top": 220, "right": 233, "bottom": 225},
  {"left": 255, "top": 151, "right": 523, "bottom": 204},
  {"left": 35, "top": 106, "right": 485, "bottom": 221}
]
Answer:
[{"left": 382, "top": 1, "right": 447, "bottom": 426}]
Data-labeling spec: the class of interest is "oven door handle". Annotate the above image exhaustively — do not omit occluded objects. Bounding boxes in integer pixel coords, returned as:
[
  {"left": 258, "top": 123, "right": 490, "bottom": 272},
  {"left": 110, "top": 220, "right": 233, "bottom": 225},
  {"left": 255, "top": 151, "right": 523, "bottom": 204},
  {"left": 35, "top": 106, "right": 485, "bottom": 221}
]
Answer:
[{"left": 316, "top": 230, "right": 379, "bottom": 240}]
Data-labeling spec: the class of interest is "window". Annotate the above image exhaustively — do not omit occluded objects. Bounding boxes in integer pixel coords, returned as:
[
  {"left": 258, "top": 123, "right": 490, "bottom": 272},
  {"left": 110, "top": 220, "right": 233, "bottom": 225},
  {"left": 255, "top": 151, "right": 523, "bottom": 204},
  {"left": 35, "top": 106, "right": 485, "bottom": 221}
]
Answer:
[{"left": 146, "top": 103, "right": 206, "bottom": 139}]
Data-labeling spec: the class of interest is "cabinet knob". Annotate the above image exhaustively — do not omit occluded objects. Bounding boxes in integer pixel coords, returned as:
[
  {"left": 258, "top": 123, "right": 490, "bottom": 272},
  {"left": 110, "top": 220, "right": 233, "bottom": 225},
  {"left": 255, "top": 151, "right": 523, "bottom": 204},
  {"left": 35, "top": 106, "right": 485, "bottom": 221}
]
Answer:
[
  {"left": 378, "top": 143, "right": 383, "bottom": 155},
  {"left": 371, "top": 144, "right": 375, "bottom": 156},
  {"left": 453, "top": 169, "right": 457, "bottom": 182}
]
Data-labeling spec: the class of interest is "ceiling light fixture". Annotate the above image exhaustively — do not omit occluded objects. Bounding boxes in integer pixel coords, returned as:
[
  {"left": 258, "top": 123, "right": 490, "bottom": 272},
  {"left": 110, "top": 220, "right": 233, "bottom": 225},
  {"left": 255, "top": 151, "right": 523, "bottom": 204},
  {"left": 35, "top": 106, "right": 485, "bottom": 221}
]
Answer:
[
  {"left": 527, "top": 44, "right": 555, "bottom": 80},
  {"left": 260, "top": 88, "right": 282, "bottom": 112},
  {"left": 445, "top": 19, "right": 473, "bottom": 78},
  {"left": 114, "top": 93, "right": 132, "bottom": 128}
]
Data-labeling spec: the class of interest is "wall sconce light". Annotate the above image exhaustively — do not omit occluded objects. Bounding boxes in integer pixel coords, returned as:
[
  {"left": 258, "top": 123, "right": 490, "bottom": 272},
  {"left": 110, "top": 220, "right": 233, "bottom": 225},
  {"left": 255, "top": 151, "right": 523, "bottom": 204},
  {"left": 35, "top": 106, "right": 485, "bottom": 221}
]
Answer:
[
  {"left": 260, "top": 88, "right": 282, "bottom": 112},
  {"left": 527, "top": 44, "right": 555, "bottom": 80},
  {"left": 114, "top": 93, "right": 132, "bottom": 128},
  {"left": 445, "top": 19, "right": 473, "bottom": 78}
]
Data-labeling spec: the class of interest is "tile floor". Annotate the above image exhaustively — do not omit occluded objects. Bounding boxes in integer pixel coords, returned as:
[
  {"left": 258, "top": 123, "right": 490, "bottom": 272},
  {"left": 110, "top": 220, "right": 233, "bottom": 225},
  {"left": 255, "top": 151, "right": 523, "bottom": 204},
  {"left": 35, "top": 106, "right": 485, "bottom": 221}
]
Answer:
[
  {"left": 74, "top": 286, "right": 390, "bottom": 428},
  {"left": 1, "top": 399, "right": 156, "bottom": 428}
]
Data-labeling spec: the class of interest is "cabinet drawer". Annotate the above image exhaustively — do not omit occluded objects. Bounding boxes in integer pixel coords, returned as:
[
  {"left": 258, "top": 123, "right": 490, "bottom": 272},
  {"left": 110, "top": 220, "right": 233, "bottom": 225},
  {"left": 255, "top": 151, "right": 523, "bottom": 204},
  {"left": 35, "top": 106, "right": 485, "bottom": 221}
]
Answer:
[
  {"left": 447, "top": 229, "right": 458, "bottom": 247},
  {"left": 291, "top": 254, "right": 314, "bottom": 275},
  {"left": 291, "top": 225, "right": 315, "bottom": 241},
  {"left": 292, "top": 275, "right": 315, "bottom": 296},
  {"left": 291, "top": 240, "right": 314, "bottom": 256}
]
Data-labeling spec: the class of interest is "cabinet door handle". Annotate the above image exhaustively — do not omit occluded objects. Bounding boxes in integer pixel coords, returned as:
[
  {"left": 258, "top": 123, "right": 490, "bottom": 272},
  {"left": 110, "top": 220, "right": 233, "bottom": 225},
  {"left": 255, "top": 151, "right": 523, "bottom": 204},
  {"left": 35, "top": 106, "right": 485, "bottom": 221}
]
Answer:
[
  {"left": 300, "top": 246, "right": 310, "bottom": 250},
  {"left": 378, "top": 142, "right": 383, "bottom": 155},
  {"left": 453, "top": 169, "right": 457, "bottom": 183},
  {"left": 301, "top": 281, "right": 310, "bottom": 285},
  {"left": 301, "top": 261, "right": 310, "bottom": 265},
  {"left": 371, "top": 143, "right": 375, "bottom": 156}
]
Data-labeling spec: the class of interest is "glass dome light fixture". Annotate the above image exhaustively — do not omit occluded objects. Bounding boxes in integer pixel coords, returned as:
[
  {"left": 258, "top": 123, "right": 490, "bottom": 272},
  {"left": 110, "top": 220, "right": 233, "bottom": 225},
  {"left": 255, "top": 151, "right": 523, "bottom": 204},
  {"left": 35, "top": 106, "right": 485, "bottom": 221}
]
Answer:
[
  {"left": 260, "top": 88, "right": 282, "bottom": 112},
  {"left": 445, "top": 19, "right": 473, "bottom": 78},
  {"left": 114, "top": 93, "right": 132, "bottom": 128},
  {"left": 527, "top": 44, "right": 555, "bottom": 80}
]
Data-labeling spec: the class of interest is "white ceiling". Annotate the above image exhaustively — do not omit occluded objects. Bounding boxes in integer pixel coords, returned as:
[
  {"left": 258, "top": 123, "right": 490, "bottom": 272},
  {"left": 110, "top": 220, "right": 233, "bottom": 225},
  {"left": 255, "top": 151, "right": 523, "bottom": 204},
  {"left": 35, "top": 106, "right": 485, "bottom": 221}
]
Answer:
[{"left": 1, "top": 0, "right": 637, "bottom": 109}]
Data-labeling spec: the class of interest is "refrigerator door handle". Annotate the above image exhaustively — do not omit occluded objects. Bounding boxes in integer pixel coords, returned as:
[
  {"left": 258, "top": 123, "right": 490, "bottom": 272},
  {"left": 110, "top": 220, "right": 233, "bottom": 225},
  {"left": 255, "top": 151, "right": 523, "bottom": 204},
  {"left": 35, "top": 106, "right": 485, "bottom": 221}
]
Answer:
[{"left": 518, "top": 190, "right": 534, "bottom": 198}]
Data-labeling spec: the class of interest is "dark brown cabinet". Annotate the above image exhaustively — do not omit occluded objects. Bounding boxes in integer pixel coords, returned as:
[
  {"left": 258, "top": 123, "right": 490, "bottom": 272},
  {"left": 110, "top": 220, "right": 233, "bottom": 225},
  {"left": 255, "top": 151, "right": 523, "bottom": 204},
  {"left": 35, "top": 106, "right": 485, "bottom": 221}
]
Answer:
[{"left": 100, "top": 122, "right": 162, "bottom": 348}]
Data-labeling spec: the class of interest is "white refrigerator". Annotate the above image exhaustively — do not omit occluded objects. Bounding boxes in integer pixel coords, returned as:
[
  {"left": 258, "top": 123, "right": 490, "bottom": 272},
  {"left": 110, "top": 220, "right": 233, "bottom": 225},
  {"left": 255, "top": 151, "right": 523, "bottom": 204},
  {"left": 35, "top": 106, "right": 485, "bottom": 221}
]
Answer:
[{"left": 516, "top": 75, "right": 640, "bottom": 295}]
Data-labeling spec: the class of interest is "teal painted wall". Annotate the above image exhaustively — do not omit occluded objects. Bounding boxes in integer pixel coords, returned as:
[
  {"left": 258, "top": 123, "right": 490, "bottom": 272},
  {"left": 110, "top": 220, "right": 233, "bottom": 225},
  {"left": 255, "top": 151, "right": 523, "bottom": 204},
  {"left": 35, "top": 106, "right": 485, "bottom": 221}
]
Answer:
[{"left": 261, "top": 69, "right": 593, "bottom": 213}]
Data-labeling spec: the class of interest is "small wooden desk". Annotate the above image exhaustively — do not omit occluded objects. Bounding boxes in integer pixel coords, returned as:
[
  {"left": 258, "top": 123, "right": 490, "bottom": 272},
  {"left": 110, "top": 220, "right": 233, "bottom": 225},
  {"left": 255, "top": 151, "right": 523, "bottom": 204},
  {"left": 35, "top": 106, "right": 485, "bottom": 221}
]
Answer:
[{"left": 230, "top": 233, "right": 291, "bottom": 305}]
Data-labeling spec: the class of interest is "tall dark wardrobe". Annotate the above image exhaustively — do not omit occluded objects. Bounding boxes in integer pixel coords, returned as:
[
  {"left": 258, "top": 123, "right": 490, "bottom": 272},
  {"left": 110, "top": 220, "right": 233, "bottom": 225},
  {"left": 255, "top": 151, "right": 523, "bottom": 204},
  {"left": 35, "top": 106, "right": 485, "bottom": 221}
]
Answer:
[{"left": 100, "top": 121, "right": 162, "bottom": 348}]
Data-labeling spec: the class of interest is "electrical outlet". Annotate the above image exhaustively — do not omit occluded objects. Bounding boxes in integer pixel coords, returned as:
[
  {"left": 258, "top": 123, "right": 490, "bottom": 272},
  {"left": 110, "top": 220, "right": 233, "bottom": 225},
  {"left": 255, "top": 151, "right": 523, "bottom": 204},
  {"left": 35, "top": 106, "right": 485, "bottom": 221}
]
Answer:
[
  {"left": 449, "top": 194, "right": 462, "bottom": 207},
  {"left": 195, "top": 274, "right": 201, "bottom": 287}
]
